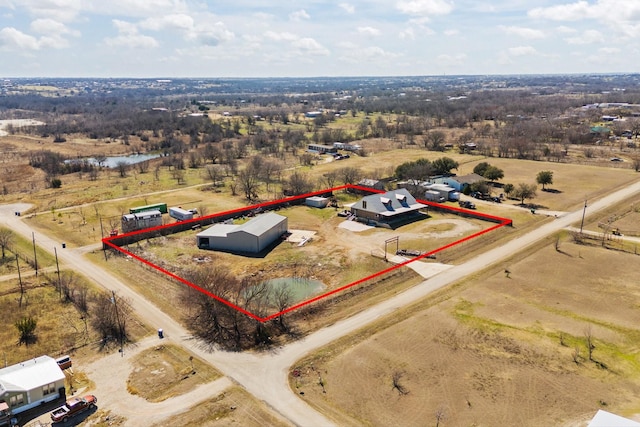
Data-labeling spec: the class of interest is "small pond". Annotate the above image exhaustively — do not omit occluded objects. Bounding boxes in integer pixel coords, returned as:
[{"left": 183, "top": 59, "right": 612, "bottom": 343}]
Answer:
[
  {"left": 66, "top": 153, "right": 161, "bottom": 168},
  {"left": 262, "top": 277, "right": 326, "bottom": 304},
  {"left": 93, "top": 153, "right": 161, "bottom": 168}
]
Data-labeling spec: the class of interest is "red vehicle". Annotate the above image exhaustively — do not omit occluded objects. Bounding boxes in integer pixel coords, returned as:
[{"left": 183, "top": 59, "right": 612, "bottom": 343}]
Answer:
[{"left": 50, "top": 395, "right": 97, "bottom": 423}]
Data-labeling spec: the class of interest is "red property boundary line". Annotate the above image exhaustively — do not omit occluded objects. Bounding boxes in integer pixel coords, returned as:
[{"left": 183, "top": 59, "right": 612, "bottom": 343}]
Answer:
[{"left": 102, "top": 184, "right": 512, "bottom": 322}]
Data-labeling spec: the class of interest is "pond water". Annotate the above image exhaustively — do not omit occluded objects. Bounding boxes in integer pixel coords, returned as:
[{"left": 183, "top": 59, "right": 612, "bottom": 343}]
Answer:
[
  {"left": 92, "top": 153, "right": 161, "bottom": 168},
  {"left": 262, "top": 277, "right": 326, "bottom": 304}
]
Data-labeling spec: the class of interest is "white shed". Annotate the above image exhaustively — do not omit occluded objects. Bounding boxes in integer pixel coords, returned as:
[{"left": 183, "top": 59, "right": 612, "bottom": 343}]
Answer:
[
  {"left": 197, "top": 212, "right": 288, "bottom": 253},
  {"left": 0, "top": 356, "right": 65, "bottom": 415},
  {"left": 305, "top": 196, "right": 330, "bottom": 208}
]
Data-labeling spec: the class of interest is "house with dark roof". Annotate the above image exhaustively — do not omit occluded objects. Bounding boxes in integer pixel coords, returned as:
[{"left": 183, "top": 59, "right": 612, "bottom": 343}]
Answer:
[
  {"left": 196, "top": 212, "right": 288, "bottom": 253},
  {"left": 350, "top": 188, "right": 427, "bottom": 228}
]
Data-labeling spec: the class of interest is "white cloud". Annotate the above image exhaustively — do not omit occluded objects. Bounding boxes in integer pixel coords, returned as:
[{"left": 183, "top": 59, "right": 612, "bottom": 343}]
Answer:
[
  {"left": 443, "top": 28, "right": 458, "bottom": 36},
  {"left": 264, "top": 31, "right": 329, "bottom": 56},
  {"left": 339, "top": 3, "right": 355, "bottom": 14},
  {"left": 342, "top": 45, "right": 399, "bottom": 62},
  {"left": 556, "top": 25, "right": 577, "bottom": 34},
  {"left": 88, "top": 0, "right": 189, "bottom": 18},
  {"left": 399, "top": 27, "right": 415, "bottom": 40},
  {"left": 396, "top": 0, "right": 454, "bottom": 16},
  {"left": 29, "top": 18, "right": 79, "bottom": 49},
  {"left": 0, "top": 27, "right": 39, "bottom": 50},
  {"left": 30, "top": 18, "right": 80, "bottom": 37},
  {"left": 19, "top": 0, "right": 82, "bottom": 22},
  {"left": 507, "top": 46, "right": 538, "bottom": 56},
  {"left": 264, "top": 31, "right": 298, "bottom": 42},
  {"left": 0, "top": 20, "right": 77, "bottom": 51},
  {"left": 292, "top": 37, "right": 330, "bottom": 56},
  {"left": 358, "top": 26, "right": 380, "bottom": 36},
  {"left": 436, "top": 53, "right": 466, "bottom": 67},
  {"left": 188, "top": 22, "right": 234, "bottom": 46},
  {"left": 289, "top": 9, "right": 310, "bottom": 21},
  {"left": 530, "top": 1, "right": 640, "bottom": 23},
  {"left": 598, "top": 47, "right": 620, "bottom": 54},
  {"left": 528, "top": 1, "right": 593, "bottom": 21},
  {"left": 139, "top": 14, "right": 194, "bottom": 31},
  {"left": 500, "top": 25, "right": 545, "bottom": 39},
  {"left": 565, "top": 29, "right": 603, "bottom": 45},
  {"left": 105, "top": 19, "right": 158, "bottom": 49}
]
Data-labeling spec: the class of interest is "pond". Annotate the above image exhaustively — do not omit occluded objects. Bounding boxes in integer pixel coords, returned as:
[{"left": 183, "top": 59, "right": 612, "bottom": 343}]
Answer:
[
  {"left": 262, "top": 277, "right": 326, "bottom": 304},
  {"left": 92, "top": 153, "right": 161, "bottom": 168}
]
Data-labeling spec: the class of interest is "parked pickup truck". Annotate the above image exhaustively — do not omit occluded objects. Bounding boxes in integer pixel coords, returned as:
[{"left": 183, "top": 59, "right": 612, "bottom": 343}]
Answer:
[{"left": 50, "top": 395, "right": 97, "bottom": 423}]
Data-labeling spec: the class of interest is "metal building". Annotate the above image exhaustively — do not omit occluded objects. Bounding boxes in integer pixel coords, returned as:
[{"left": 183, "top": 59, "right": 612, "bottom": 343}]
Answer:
[{"left": 196, "top": 212, "right": 288, "bottom": 253}]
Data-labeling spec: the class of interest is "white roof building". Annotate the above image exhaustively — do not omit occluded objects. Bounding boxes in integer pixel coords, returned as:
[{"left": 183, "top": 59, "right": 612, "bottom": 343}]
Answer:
[
  {"left": 588, "top": 410, "right": 640, "bottom": 427},
  {"left": 0, "top": 356, "right": 65, "bottom": 414}
]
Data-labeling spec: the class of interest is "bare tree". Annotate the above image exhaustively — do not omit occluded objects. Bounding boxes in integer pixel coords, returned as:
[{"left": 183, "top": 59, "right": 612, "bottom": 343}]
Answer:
[
  {"left": 238, "top": 167, "right": 261, "bottom": 201},
  {"left": 115, "top": 161, "right": 128, "bottom": 178},
  {"left": 0, "top": 228, "right": 13, "bottom": 259},
  {"left": 91, "top": 292, "right": 132, "bottom": 349},
  {"left": 205, "top": 164, "right": 224, "bottom": 188},
  {"left": 584, "top": 325, "right": 595, "bottom": 361},
  {"left": 337, "top": 167, "right": 362, "bottom": 185},
  {"left": 435, "top": 406, "right": 447, "bottom": 427},
  {"left": 274, "top": 286, "right": 293, "bottom": 331},
  {"left": 392, "top": 371, "right": 409, "bottom": 395},
  {"left": 285, "top": 171, "right": 314, "bottom": 196},
  {"left": 322, "top": 170, "right": 339, "bottom": 189}
]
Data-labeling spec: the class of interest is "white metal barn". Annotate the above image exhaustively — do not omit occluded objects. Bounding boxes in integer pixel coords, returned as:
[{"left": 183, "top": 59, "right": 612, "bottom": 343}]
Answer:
[
  {"left": 305, "top": 196, "right": 330, "bottom": 208},
  {"left": 0, "top": 356, "right": 65, "bottom": 415},
  {"left": 197, "top": 212, "right": 288, "bottom": 253}
]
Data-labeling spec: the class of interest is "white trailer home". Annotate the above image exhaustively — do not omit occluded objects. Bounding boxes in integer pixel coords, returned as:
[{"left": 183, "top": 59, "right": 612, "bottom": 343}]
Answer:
[
  {"left": 0, "top": 356, "right": 65, "bottom": 417},
  {"left": 121, "top": 209, "right": 163, "bottom": 233},
  {"left": 169, "top": 207, "right": 195, "bottom": 221}
]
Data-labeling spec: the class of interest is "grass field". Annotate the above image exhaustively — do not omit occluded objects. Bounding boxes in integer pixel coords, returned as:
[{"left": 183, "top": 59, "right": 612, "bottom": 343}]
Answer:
[{"left": 291, "top": 203, "right": 640, "bottom": 426}]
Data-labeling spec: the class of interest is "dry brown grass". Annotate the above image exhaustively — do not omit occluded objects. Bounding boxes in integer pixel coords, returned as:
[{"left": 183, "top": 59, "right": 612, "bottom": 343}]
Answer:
[
  {"left": 292, "top": 225, "right": 640, "bottom": 426},
  {"left": 0, "top": 270, "right": 149, "bottom": 368},
  {"left": 126, "top": 344, "right": 221, "bottom": 402},
  {"left": 149, "top": 385, "right": 294, "bottom": 427}
]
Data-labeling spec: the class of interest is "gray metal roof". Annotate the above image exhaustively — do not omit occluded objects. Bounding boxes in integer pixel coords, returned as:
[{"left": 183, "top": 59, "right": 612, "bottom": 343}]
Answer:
[
  {"left": 352, "top": 188, "right": 427, "bottom": 216},
  {"left": 198, "top": 212, "right": 286, "bottom": 238}
]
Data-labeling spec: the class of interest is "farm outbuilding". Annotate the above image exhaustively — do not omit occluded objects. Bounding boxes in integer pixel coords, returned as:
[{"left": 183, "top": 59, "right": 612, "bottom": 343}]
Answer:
[
  {"left": 121, "top": 209, "right": 163, "bottom": 233},
  {"left": 425, "top": 183, "right": 459, "bottom": 201},
  {"left": 197, "top": 212, "right": 288, "bottom": 253},
  {"left": 305, "top": 196, "right": 330, "bottom": 208},
  {"left": 0, "top": 356, "right": 65, "bottom": 416}
]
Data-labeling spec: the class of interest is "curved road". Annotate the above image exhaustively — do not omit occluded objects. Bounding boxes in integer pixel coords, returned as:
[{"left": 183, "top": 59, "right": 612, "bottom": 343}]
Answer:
[{"left": 3, "top": 178, "right": 640, "bottom": 426}]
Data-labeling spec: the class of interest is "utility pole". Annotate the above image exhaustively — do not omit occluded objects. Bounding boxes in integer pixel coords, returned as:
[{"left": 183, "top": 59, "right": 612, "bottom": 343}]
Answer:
[
  {"left": 579, "top": 199, "right": 587, "bottom": 233},
  {"left": 16, "top": 255, "right": 23, "bottom": 307},
  {"left": 32, "top": 232, "right": 38, "bottom": 277},
  {"left": 54, "top": 247, "right": 61, "bottom": 299},
  {"left": 100, "top": 216, "right": 108, "bottom": 261},
  {"left": 112, "top": 290, "right": 124, "bottom": 356}
]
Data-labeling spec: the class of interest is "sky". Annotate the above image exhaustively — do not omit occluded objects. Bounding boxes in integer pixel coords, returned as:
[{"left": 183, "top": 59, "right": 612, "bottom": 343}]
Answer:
[{"left": 0, "top": 0, "right": 639, "bottom": 78}]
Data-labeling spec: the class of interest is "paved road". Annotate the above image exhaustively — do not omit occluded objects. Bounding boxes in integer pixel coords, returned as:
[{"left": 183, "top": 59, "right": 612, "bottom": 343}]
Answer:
[{"left": 3, "top": 177, "right": 640, "bottom": 427}]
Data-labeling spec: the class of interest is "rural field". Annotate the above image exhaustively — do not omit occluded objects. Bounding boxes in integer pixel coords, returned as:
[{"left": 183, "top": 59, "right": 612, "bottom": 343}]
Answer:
[
  {"left": 2, "top": 74, "right": 640, "bottom": 427},
  {"left": 291, "top": 191, "right": 640, "bottom": 427}
]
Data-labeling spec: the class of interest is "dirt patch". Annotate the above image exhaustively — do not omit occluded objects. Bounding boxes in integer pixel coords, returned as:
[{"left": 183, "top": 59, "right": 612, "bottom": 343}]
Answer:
[
  {"left": 294, "top": 237, "right": 640, "bottom": 426},
  {"left": 150, "top": 386, "right": 294, "bottom": 427},
  {"left": 126, "top": 344, "right": 222, "bottom": 402}
]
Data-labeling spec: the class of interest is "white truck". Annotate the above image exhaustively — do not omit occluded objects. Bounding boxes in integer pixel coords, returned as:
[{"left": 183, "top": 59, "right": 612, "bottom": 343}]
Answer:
[{"left": 169, "top": 207, "right": 197, "bottom": 221}]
